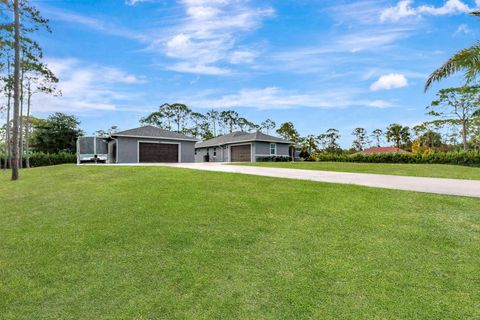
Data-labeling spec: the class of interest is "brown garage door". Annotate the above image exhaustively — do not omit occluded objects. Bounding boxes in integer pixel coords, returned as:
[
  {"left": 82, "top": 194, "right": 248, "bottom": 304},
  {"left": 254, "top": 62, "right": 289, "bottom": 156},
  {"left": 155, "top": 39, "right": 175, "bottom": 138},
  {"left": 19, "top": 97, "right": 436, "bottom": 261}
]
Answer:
[
  {"left": 139, "top": 143, "right": 178, "bottom": 163},
  {"left": 231, "top": 145, "right": 251, "bottom": 162}
]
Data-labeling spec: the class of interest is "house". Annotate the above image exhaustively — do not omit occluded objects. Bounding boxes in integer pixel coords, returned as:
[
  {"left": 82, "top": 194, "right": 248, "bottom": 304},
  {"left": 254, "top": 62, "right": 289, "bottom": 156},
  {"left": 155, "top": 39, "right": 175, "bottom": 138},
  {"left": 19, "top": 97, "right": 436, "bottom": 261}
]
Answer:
[
  {"left": 195, "top": 131, "right": 293, "bottom": 162},
  {"left": 78, "top": 126, "right": 198, "bottom": 164},
  {"left": 352, "top": 146, "right": 411, "bottom": 155}
]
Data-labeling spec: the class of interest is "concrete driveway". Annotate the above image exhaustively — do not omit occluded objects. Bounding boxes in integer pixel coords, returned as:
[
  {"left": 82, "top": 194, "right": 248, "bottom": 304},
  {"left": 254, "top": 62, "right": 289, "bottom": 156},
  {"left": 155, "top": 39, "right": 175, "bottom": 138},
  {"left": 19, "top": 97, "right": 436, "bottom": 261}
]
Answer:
[{"left": 154, "top": 162, "right": 480, "bottom": 198}]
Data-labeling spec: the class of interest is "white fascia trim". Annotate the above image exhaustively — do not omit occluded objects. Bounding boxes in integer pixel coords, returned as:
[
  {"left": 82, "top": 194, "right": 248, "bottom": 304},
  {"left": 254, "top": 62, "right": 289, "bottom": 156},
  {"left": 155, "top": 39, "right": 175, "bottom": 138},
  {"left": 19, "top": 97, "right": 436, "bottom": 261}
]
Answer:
[{"left": 113, "top": 134, "right": 198, "bottom": 142}]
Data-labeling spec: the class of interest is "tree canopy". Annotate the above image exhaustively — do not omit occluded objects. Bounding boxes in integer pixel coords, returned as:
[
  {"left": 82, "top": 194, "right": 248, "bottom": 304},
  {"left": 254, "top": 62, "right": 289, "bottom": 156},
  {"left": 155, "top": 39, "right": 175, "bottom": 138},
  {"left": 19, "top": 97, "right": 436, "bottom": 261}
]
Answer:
[{"left": 32, "top": 113, "right": 83, "bottom": 153}]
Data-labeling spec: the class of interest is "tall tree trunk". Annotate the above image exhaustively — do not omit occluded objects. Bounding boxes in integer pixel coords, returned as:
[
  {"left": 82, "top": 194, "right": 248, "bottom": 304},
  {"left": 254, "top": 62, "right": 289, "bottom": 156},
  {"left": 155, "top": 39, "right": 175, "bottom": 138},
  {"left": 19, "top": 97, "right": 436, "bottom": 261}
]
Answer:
[
  {"left": 3, "top": 106, "right": 9, "bottom": 170},
  {"left": 5, "top": 59, "right": 12, "bottom": 169},
  {"left": 4, "top": 86, "right": 11, "bottom": 170},
  {"left": 25, "top": 83, "right": 31, "bottom": 169},
  {"left": 18, "top": 65, "right": 24, "bottom": 168},
  {"left": 462, "top": 120, "right": 468, "bottom": 151},
  {"left": 11, "top": 0, "right": 20, "bottom": 180}
]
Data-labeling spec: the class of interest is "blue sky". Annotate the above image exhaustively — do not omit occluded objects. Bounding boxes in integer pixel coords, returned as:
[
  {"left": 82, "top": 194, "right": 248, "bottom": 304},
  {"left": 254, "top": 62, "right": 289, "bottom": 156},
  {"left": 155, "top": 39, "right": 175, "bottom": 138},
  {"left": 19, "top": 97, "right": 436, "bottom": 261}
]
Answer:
[{"left": 24, "top": 0, "right": 480, "bottom": 146}]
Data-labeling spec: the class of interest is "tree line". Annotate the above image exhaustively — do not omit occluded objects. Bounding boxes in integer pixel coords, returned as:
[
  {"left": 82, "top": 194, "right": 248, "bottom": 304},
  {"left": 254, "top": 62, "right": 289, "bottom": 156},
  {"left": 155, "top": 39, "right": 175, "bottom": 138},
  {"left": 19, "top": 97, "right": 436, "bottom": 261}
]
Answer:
[
  {"left": 0, "top": 112, "right": 82, "bottom": 157},
  {"left": 139, "top": 103, "right": 277, "bottom": 139},
  {"left": 0, "top": 0, "right": 59, "bottom": 180}
]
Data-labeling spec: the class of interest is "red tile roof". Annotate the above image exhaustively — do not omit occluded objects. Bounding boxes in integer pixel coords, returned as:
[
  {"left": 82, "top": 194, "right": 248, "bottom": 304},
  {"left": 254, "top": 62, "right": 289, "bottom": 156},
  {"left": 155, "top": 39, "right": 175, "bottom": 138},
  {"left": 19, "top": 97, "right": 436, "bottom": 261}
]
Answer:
[{"left": 353, "top": 147, "right": 411, "bottom": 155}]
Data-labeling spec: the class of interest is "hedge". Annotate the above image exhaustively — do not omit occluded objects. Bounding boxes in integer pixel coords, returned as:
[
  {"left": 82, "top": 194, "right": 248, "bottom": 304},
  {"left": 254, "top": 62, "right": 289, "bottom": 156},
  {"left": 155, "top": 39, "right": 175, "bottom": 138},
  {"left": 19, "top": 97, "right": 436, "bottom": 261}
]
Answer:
[
  {"left": 256, "top": 156, "right": 292, "bottom": 162},
  {"left": 0, "top": 152, "right": 77, "bottom": 169},
  {"left": 314, "top": 151, "right": 480, "bottom": 166}
]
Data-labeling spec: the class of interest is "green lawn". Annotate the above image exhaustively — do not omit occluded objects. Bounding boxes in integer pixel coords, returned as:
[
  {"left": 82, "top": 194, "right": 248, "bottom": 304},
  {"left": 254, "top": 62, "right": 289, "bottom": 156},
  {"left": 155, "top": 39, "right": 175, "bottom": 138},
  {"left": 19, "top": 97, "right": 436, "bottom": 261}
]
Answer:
[
  {"left": 1, "top": 165, "right": 479, "bottom": 319},
  {"left": 237, "top": 161, "right": 480, "bottom": 180}
]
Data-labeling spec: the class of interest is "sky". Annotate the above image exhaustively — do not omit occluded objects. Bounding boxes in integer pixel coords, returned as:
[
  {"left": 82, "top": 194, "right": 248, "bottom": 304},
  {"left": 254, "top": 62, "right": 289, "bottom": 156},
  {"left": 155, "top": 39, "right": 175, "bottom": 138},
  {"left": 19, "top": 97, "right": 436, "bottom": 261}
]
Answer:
[{"left": 12, "top": 0, "right": 480, "bottom": 146}]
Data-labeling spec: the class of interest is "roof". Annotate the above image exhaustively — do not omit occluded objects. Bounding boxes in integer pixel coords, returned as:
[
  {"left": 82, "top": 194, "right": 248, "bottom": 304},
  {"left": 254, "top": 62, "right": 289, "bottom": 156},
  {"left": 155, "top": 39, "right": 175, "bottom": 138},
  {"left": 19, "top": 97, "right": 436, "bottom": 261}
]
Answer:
[
  {"left": 353, "top": 147, "right": 411, "bottom": 155},
  {"left": 196, "top": 131, "right": 292, "bottom": 148},
  {"left": 111, "top": 125, "right": 198, "bottom": 141}
]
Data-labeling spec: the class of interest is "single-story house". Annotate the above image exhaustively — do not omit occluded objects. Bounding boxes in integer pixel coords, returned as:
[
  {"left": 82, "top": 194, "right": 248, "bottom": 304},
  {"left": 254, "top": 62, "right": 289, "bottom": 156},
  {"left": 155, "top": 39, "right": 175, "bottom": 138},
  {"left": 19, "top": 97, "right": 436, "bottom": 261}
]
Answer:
[
  {"left": 195, "top": 131, "right": 293, "bottom": 162},
  {"left": 352, "top": 147, "right": 411, "bottom": 155},
  {"left": 78, "top": 126, "right": 198, "bottom": 164}
]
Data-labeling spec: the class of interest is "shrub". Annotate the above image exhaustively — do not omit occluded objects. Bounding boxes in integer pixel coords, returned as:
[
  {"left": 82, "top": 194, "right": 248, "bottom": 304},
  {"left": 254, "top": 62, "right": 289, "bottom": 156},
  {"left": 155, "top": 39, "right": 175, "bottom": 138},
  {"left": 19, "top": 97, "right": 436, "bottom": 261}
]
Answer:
[
  {"left": 0, "top": 152, "right": 76, "bottom": 169},
  {"left": 313, "top": 151, "right": 480, "bottom": 166},
  {"left": 256, "top": 156, "right": 292, "bottom": 162}
]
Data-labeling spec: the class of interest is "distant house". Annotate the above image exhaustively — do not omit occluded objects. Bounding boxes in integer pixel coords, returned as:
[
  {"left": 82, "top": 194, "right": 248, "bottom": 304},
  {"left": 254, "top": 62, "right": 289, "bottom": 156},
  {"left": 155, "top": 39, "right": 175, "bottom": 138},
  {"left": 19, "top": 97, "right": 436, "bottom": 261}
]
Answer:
[
  {"left": 352, "top": 147, "right": 411, "bottom": 155},
  {"left": 77, "top": 126, "right": 198, "bottom": 164},
  {"left": 195, "top": 131, "right": 293, "bottom": 162}
]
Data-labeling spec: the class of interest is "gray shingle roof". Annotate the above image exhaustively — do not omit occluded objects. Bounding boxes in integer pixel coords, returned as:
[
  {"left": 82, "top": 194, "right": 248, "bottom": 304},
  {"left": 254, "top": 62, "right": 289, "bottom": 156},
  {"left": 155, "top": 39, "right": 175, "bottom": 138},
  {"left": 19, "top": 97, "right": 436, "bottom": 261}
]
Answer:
[
  {"left": 111, "top": 125, "right": 198, "bottom": 141},
  {"left": 196, "top": 131, "right": 291, "bottom": 148}
]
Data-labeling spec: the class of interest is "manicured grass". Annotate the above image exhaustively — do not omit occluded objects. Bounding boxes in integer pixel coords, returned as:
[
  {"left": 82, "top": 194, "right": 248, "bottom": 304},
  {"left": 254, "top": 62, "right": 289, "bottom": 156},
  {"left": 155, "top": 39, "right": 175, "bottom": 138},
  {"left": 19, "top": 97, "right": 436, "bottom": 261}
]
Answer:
[
  {"left": 1, "top": 165, "right": 479, "bottom": 319},
  {"left": 237, "top": 161, "right": 480, "bottom": 180}
]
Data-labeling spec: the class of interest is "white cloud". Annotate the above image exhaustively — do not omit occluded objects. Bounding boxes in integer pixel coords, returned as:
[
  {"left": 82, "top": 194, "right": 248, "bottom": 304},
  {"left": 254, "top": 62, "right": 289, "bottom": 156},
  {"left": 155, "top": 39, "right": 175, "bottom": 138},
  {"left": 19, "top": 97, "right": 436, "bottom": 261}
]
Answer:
[
  {"left": 229, "top": 50, "right": 257, "bottom": 64},
  {"left": 370, "top": 73, "right": 408, "bottom": 91},
  {"left": 380, "top": 0, "right": 472, "bottom": 22},
  {"left": 44, "top": 7, "right": 146, "bottom": 42},
  {"left": 151, "top": 0, "right": 274, "bottom": 74},
  {"left": 267, "top": 28, "right": 411, "bottom": 74},
  {"left": 328, "top": 1, "right": 387, "bottom": 26},
  {"left": 380, "top": 0, "right": 418, "bottom": 21},
  {"left": 45, "top": 3, "right": 272, "bottom": 76},
  {"left": 165, "top": 62, "right": 231, "bottom": 75},
  {"left": 418, "top": 0, "right": 470, "bottom": 15},
  {"left": 125, "top": 0, "right": 152, "bottom": 6},
  {"left": 33, "top": 58, "right": 146, "bottom": 112},
  {"left": 337, "top": 28, "right": 410, "bottom": 52},
  {"left": 367, "top": 100, "right": 394, "bottom": 108},
  {"left": 187, "top": 87, "right": 391, "bottom": 110},
  {"left": 454, "top": 23, "right": 473, "bottom": 35}
]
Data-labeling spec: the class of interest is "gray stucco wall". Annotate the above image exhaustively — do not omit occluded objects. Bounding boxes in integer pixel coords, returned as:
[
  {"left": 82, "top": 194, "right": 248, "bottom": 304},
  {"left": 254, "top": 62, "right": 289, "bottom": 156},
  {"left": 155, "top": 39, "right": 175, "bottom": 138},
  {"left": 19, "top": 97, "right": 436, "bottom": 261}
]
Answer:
[
  {"left": 276, "top": 143, "right": 290, "bottom": 156},
  {"left": 195, "top": 141, "right": 290, "bottom": 162},
  {"left": 107, "top": 140, "right": 116, "bottom": 164},
  {"left": 116, "top": 136, "right": 196, "bottom": 163},
  {"left": 254, "top": 142, "right": 290, "bottom": 157}
]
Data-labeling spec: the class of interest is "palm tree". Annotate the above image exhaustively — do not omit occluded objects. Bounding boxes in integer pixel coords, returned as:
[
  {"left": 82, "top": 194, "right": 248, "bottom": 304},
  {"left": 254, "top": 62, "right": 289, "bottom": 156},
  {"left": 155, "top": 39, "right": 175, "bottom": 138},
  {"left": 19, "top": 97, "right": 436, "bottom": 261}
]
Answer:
[
  {"left": 301, "top": 135, "right": 317, "bottom": 153},
  {"left": 237, "top": 117, "right": 253, "bottom": 132},
  {"left": 220, "top": 110, "right": 239, "bottom": 133},
  {"left": 386, "top": 123, "right": 410, "bottom": 148},
  {"left": 260, "top": 119, "right": 276, "bottom": 135},
  {"left": 425, "top": 12, "right": 480, "bottom": 91},
  {"left": 206, "top": 109, "right": 219, "bottom": 136},
  {"left": 371, "top": 129, "right": 383, "bottom": 147}
]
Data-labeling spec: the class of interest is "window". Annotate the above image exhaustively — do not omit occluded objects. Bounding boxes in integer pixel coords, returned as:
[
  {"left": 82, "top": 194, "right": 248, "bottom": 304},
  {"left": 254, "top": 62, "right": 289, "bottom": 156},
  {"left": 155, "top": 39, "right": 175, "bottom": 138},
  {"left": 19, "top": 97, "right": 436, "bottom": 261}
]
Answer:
[
  {"left": 213, "top": 148, "right": 217, "bottom": 156},
  {"left": 194, "top": 149, "right": 197, "bottom": 155},
  {"left": 270, "top": 143, "right": 276, "bottom": 155},
  {"left": 206, "top": 148, "right": 209, "bottom": 155}
]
